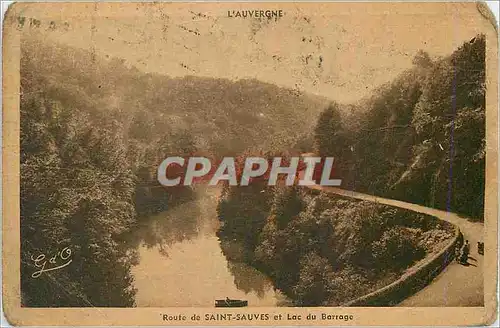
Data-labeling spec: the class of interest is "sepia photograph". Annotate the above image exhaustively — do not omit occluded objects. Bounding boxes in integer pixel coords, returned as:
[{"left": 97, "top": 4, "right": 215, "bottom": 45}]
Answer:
[{"left": 2, "top": 2, "right": 498, "bottom": 326}]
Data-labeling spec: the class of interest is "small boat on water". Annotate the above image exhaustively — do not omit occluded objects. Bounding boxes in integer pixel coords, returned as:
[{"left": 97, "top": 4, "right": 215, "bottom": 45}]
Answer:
[{"left": 215, "top": 298, "right": 248, "bottom": 307}]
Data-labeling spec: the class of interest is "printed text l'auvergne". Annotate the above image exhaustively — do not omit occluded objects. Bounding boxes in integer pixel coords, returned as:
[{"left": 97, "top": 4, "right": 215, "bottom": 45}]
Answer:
[{"left": 227, "top": 10, "right": 284, "bottom": 18}]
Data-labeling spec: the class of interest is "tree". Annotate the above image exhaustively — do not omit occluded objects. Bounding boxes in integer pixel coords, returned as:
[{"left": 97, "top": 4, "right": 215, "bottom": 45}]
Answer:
[
  {"left": 314, "top": 102, "right": 346, "bottom": 157},
  {"left": 292, "top": 252, "right": 333, "bottom": 306},
  {"left": 372, "top": 226, "right": 425, "bottom": 269},
  {"left": 270, "top": 186, "right": 305, "bottom": 229},
  {"left": 412, "top": 50, "right": 433, "bottom": 68}
]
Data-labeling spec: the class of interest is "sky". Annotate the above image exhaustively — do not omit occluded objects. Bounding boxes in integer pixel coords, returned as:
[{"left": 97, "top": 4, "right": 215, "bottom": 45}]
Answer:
[{"left": 9, "top": 2, "right": 495, "bottom": 103}]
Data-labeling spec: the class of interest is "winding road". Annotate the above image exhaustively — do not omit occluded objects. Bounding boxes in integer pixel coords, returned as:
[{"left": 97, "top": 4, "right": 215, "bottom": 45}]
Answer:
[{"left": 306, "top": 184, "right": 484, "bottom": 307}]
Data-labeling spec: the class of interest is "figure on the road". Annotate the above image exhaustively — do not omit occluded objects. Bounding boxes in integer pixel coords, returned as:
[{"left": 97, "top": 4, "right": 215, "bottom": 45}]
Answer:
[
  {"left": 477, "top": 241, "right": 484, "bottom": 255},
  {"left": 457, "top": 230, "right": 464, "bottom": 248},
  {"left": 455, "top": 230, "right": 464, "bottom": 262},
  {"left": 459, "top": 240, "right": 470, "bottom": 264}
]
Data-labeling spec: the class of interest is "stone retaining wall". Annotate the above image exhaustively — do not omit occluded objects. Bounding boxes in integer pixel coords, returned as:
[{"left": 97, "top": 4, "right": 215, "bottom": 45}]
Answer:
[{"left": 343, "top": 223, "right": 460, "bottom": 306}]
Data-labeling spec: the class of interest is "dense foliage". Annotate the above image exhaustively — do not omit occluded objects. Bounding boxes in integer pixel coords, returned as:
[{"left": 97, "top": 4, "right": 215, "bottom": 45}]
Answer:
[
  {"left": 217, "top": 182, "right": 452, "bottom": 306},
  {"left": 20, "top": 82, "right": 139, "bottom": 306},
  {"left": 314, "top": 35, "right": 486, "bottom": 219}
]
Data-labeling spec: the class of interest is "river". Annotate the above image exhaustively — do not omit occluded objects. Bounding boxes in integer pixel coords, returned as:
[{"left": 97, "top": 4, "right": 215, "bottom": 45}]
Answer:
[{"left": 130, "top": 186, "right": 291, "bottom": 307}]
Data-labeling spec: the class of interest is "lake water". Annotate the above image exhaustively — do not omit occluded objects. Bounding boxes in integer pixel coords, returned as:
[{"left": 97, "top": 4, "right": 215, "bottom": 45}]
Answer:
[{"left": 130, "top": 186, "right": 290, "bottom": 307}]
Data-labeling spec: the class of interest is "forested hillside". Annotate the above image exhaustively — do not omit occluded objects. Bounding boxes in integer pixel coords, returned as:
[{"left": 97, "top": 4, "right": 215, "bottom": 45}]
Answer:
[
  {"left": 315, "top": 35, "right": 485, "bottom": 219},
  {"left": 20, "top": 36, "right": 327, "bottom": 306}
]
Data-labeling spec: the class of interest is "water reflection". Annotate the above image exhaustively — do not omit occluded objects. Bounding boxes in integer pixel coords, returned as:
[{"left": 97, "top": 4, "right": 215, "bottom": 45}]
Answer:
[
  {"left": 131, "top": 198, "right": 202, "bottom": 256},
  {"left": 130, "top": 186, "right": 290, "bottom": 306},
  {"left": 227, "top": 262, "right": 269, "bottom": 298}
]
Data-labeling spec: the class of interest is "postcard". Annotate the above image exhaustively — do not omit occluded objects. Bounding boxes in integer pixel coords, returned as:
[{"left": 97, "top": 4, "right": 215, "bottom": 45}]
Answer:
[{"left": 2, "top": 2, "right": 498, "bottom": 326}]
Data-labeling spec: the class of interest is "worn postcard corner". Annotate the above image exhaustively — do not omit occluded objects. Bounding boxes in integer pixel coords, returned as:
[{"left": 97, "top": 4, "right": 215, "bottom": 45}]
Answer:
[{"left": 2, "top": 1, "right": 499, "bottom": 327}]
